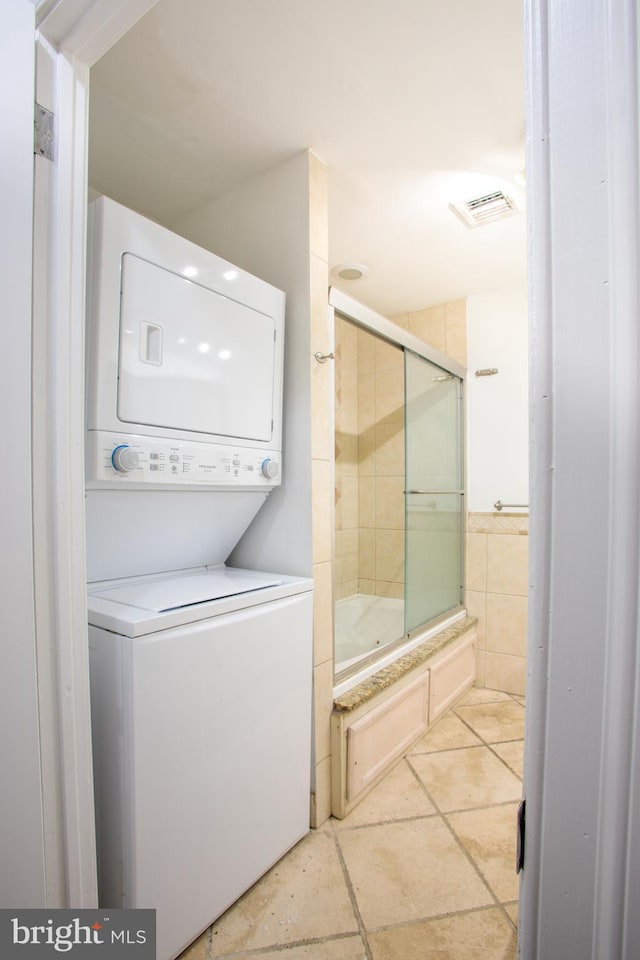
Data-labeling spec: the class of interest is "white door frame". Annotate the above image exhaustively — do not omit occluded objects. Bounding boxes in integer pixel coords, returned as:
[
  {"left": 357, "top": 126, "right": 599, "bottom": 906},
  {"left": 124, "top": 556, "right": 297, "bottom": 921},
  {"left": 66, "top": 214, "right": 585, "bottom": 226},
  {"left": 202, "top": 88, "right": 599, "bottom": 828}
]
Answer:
[
  {"left": 28, "top": 0, "right": 640, "bottom": 952},
  {"left": 1, "top": 0, "right": 46, "bottom": 908},
  {"left": 29, "top": 0, "right": 160, "bottom": 907},
  {"left": 521, "top": 0, "right": 640, "bottom": 956}
]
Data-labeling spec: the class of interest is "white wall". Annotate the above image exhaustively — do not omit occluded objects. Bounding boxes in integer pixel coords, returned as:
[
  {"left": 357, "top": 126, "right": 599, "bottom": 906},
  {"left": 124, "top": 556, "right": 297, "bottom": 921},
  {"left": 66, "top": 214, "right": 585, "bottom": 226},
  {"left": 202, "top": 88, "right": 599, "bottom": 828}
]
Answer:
[
  {"left": 466, "top": 285, "right": 528, "bottom": 512},
  {"left": 0, "top": 0, "right": 47, "bottom": 906},
  {"left": 175, "top": 153, "right": 313, "bottom": 578}
]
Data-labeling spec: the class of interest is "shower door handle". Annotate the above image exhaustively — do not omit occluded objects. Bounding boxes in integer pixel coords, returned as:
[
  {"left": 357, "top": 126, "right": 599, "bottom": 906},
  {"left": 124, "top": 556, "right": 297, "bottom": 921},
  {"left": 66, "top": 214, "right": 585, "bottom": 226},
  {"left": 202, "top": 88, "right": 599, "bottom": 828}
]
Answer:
[{"left": 403, "top": 490, "right": 465, "bottom": 495}]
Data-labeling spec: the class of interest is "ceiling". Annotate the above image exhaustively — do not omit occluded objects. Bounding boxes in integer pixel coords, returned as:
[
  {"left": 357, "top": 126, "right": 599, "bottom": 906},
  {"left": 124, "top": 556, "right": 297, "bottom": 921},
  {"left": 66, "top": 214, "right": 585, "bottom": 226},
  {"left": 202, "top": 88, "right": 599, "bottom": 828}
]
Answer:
[{"left": 88, "top": 0, "right": 526, "bottom": 316}]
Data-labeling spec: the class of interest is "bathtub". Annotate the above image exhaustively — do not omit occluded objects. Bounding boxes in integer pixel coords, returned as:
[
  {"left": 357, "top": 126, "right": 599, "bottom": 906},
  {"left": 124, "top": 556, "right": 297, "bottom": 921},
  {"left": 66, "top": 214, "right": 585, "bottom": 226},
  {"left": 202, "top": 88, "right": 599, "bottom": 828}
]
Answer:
[
  {"left": 334, "top": 594, "right": 404, "bottom": 672},
  {"left": 334, "top": 594, "right": 467, "bottom": 698}
]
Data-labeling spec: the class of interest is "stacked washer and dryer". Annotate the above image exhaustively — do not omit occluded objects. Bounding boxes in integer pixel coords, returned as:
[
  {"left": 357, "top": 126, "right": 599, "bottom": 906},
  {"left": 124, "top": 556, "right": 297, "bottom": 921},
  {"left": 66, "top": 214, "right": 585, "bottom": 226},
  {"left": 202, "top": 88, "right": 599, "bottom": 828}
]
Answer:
[{"left": 84, "top": 197, "right": 313, "bottom": 960}]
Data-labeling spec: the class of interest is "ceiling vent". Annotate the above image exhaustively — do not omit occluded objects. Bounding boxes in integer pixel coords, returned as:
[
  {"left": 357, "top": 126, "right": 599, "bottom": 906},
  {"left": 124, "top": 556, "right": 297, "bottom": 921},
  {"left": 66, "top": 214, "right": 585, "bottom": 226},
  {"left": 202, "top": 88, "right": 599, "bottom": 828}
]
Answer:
[{"left": 450, "top": 190, "right": 519, "bottom": 228}]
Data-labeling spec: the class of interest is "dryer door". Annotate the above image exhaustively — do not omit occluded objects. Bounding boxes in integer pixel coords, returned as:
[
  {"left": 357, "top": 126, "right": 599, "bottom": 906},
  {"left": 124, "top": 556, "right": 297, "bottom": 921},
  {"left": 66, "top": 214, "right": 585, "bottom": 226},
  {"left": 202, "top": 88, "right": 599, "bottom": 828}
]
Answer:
[{"left": 117, "top": 254, "right": 276, "bottom": 442}]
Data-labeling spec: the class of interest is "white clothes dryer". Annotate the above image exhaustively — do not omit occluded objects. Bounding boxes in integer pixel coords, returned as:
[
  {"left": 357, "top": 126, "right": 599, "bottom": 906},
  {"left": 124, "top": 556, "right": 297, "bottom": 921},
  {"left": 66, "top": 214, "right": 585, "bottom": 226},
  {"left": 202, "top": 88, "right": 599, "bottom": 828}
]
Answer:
[{"left": 84, "top": 199, "right": 314, "bottom": 960}]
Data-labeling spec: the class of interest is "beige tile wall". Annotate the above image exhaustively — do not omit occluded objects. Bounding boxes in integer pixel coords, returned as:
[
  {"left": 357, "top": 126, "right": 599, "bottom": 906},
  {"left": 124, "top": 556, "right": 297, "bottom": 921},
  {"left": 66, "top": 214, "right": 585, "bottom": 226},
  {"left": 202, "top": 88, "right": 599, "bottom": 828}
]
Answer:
[
  {"left": 465, "top": 513, "right": 528, "bottom": 696},
  {"left": 393, "top": 299, "right": 467, "bottom": 368},
  {"left": 334, "top": 316, "right": 360, "bottom": 600},
  {"left": 334, "top": 320, "right": 407, "bottom": 601},
  {"left": 357, "top": 328, "right": 405, "bottom": 599},
  {"left": 335, "top": 302, "right": 468, "bottom": 604},
  {"left": 309, "top": 153, "right": 333, "bottom": 827}
]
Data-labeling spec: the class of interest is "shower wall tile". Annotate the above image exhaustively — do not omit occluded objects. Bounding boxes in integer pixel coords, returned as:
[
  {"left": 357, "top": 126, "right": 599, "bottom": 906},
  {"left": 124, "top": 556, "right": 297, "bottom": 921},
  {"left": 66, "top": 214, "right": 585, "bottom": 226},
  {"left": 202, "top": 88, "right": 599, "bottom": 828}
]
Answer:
[
  {"left": 341, "top": 475, "right": 359, "bottom": 530},
  {"left": 466, "top": 532, "right": 488, "bottom": 592},
  {"left": 310, "top": 252, "right": 330, "bottom": 353},
  {"left": 310, "top": 755, "right": 332, "bottom": 828},
  {"left": 337, "top": 433, "right": 358, "bottom": 471},
  {"left": 310, "top": 252, "right": 331, "bottom": 466},
  {"left": 486, "top": 534, "right": 528, "bottom": 596},
  {"left": 340, "top": 310, "right": 359, "bottom": 353},
  {"left": 359, "top": 477, "right": 376, "bottom": 528},
  {"left": 445, "top": 299, "right": 467, "bottom": 366},
  {"left": 375, "top": 370, "right": 405, "bottom": 425},
  {"left": 374, "top": 423, "right": 405, "bottom": 476},
  {"left": 340, "top": 580, "right": 358, "bottom": 599},
  {"left": 358, "top": 429, "right": 376, "bottom": 477},
  {"left": 375, "top": 335, "right": 404, "bottom": 373},
  {"left": 358, "top": 578, "right": 376, "bottom": 596},
  {"left": 314, "top": 658, "right": 334, "bottom": 764},
  {"left": 312, "top": 459, "right": 332, "bottom": 564},
  {"left": 357, "top": 328, "right": 375, "bottom": 373},
  {"left": 334, "top": 481, "right": 342, "bottom": 532},
  {"left": 407, "top": 304, "right": 446, "bottom": 353},
  {"left": 334, "top": 530, "right": 343, "bottom": 584},
  {"left": 359, "top": 529, "right": 376, "bottom": 580},
  {"left": 475, "top": 649, "right": 486, "bottom": 688},
  {"left": 464, "top": 589, "right": 486, "bottom": 650},
  {"left": 311, "top": 353, "right": 332, "bottom": 462},
  {"left": 390, "top": 312, "right": 409, "bottom": 330},
  {"left": 308, "top": 150, "right": 328, "bottom": 261},
  {"left": 467, "top": 512, "right": 528, "bottom": 697},
  {"left": 375, "top": 580, "right": 404, "bottom": 600},
  {"left": 309, "top": 154, "right": 333, "bottom": 825},
  {"left": 313, "top": 561, "right": 334, "bottom": 667},
  {"left": 341, "top": 528, "right": 359, "bottom": 582},
  {"left": 375, "top": 529, "right": 405, "bottom": 583},
  {"left": 357, "top": 373, "right": 376, "bottom": 431},
  {"left": 485, "top": 652, "right": 526, "bottom": 697},
  {"left": 469, "top": 513, "right": 529, "bottom": 535},
  {"left": 486, "top": 594, "right": 528, "bottom": 658},
  {"left": 341, "top": 382, "right": 359, "bottom": 439},
  {"left": 375, "top": 476, "right": 405, "bottom": 529}
]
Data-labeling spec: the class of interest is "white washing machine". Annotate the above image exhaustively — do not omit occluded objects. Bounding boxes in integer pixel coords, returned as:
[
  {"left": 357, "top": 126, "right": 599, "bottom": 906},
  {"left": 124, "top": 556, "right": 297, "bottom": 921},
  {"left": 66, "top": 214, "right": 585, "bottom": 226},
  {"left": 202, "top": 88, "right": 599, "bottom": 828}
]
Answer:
[
  {"left": 84, "top": 198, "right": 313, "bottom": 960},
  {"left": 87, "top": 566, "right": 312, "bottom": 960}
]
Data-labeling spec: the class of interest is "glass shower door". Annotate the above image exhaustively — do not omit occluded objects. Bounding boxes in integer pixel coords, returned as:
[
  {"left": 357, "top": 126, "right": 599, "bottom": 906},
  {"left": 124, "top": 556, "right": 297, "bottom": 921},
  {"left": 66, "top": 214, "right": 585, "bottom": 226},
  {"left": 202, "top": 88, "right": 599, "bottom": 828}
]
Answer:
[{"left": 404, "top": 350, "right": 464, "bottom": 633}]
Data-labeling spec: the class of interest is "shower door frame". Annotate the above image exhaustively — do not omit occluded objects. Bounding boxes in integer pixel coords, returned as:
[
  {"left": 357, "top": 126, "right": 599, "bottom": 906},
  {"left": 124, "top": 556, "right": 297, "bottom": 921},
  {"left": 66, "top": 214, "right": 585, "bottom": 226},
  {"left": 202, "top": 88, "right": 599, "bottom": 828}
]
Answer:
[{"left": 329, "top": 288, "right": 467, "bottom": 684}]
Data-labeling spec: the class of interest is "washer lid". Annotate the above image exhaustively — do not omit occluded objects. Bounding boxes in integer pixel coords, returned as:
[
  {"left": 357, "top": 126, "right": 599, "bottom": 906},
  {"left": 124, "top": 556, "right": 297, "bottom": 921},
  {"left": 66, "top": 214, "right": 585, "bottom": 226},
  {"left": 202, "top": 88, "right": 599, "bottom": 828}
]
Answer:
[{"left": 90, "top": 567, "right": 282, "bottom": 614}]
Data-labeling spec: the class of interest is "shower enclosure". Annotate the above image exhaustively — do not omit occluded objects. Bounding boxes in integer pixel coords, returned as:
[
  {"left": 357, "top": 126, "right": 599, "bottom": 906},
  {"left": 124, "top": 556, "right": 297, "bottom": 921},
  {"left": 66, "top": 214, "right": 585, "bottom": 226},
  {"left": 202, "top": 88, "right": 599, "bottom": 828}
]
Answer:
[{"left": 331, "top": 289, "right": 465, "bottom": 684}]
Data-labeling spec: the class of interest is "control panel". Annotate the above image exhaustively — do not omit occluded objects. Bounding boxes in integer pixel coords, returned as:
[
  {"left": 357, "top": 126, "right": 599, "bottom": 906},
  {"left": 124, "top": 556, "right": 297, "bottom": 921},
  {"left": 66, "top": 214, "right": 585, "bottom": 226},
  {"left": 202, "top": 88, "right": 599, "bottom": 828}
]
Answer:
[{"left": 86, "top": 431, "right": 282, "bottom": 489}]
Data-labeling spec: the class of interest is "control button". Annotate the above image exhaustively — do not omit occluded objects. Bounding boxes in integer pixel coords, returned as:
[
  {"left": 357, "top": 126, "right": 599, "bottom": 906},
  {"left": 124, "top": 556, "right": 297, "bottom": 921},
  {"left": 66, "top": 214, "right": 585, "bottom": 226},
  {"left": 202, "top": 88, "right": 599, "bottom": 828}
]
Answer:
[
  {"left": 261, "top": 458, "right": 279, "bottom": 480},
  {"left": 149, "top": 452, "right": 160, "bottom": 461},
  {"left": 111, "top": 445, "right": 140, "bottom": 473},
  {"left": 169, "top": 454, "right": 180, "bottom": 462},
  {"left": 150, "top": 464, "right": 159, "bottom": 472}
]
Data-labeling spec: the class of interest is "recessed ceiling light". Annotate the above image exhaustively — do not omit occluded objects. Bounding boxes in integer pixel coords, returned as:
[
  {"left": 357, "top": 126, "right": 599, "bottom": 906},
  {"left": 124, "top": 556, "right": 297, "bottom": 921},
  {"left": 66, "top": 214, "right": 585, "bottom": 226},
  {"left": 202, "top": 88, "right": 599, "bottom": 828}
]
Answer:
[{"left": 332, "top": 263, "right": 369, "bottom": 281}]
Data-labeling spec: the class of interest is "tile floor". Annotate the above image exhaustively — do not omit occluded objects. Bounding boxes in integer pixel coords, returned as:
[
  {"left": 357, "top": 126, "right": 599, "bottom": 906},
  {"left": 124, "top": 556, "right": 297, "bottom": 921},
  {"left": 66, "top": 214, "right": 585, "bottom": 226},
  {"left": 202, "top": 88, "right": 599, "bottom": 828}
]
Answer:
[{"left": 179, "top": 687, "right": 525, "bottom": 960}]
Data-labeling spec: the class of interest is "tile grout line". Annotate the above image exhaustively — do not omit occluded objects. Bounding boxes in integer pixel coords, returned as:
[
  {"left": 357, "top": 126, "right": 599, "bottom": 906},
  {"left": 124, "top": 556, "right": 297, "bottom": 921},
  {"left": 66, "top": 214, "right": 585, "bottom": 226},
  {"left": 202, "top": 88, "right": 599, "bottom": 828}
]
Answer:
[
  {"left": 449, "top": 702, "right": 525, "bottom": 787},
  {"left": 362, "top": 901, "right": 515, "bottom": 937},
  {"left": 485, "top": 741, "right": 524, "bottom": 782},
  {"left": 330, "top": 819, "right": 375, "bottom": 960},
  {"left": 403, "top": 754, "right": 504, "bottom": 912},
  {"left": 449, "top": 699, "right": 524, "bottom": 936},
  {"left": 208, "top": 930, "right": 371, "bottom": 960}
]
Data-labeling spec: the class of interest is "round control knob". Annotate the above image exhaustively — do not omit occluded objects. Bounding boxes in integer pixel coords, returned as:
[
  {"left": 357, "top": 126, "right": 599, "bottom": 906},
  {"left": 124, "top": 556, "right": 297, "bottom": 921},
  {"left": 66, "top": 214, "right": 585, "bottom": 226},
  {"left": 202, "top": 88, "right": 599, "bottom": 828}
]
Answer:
[
  {"left": 111, "top": 444, "right": 140, "bottom": 474},
  {"left": 261, "top": 458, "right": 279, "bottom": 480}
]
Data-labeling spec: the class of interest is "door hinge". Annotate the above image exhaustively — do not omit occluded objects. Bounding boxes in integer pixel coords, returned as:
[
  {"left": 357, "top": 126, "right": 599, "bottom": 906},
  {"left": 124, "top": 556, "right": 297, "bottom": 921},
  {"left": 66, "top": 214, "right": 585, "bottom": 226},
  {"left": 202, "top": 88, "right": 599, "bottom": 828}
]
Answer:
[
  {"left": 34, "top": 103, "right": 55, "bottom": 161},
  {"left": 516, "top": 798, "right": 526, "bottom": 873}
]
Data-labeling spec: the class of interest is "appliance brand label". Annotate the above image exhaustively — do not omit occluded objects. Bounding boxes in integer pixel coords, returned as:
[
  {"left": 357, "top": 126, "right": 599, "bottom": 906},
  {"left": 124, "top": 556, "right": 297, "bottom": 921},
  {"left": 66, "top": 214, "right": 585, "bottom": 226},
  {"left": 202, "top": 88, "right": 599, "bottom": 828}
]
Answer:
[{"left": 0, "top": 910, "right": 155, "bottom": 958}]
